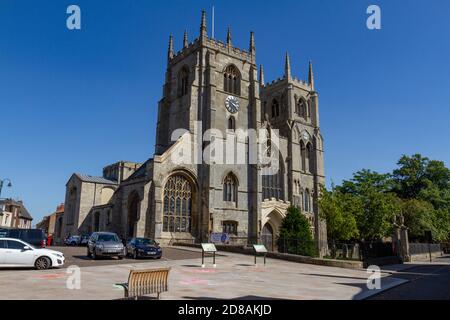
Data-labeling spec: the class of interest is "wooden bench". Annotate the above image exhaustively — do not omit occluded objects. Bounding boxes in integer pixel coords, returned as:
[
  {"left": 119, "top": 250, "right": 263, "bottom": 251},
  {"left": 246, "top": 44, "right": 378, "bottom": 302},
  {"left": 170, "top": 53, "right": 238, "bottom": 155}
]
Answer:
[{"left": 116, "top": 267, "right": 170, "bottom": 300}]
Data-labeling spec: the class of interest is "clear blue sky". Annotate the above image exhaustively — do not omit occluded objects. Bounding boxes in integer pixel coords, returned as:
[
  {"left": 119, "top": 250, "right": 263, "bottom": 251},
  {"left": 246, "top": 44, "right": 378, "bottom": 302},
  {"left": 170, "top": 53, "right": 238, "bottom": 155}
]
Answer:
[{"left": 1, "top": 0, "right": 449, "bottom": 224}]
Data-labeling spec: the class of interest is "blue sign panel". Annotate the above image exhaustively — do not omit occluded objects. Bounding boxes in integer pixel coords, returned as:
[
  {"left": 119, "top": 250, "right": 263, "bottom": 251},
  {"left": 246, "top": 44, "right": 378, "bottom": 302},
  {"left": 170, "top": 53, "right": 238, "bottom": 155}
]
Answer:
[{"left": 210, "top": 233, "right": 230, "bottom": 243}]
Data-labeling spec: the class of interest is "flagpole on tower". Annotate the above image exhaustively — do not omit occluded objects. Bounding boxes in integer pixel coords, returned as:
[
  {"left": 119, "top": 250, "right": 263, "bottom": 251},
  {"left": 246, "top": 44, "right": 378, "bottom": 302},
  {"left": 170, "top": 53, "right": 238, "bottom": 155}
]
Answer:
[{"left": 212, "top": 6, "right": 215, "bottom": 39}]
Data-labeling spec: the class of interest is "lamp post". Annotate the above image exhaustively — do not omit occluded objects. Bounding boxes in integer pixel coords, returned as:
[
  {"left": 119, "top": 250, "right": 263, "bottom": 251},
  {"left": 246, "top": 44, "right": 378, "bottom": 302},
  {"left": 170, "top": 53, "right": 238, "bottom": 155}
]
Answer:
[{"left": 0, "top": 178, "right": 12, "bottom": 199}]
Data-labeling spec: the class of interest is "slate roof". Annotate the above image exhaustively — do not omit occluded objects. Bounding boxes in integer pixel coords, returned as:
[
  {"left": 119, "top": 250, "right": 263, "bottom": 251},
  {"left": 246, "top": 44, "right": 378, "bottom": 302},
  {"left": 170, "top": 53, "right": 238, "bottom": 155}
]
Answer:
[
  {"left": 74, "top": 174, "right": 118, "bottom": 185},
  {"left": 18, "top": 204, "right": 33, "bottom": 220},
  {"left": 0, "top": 199, "right": 33, "bottom": 220}
]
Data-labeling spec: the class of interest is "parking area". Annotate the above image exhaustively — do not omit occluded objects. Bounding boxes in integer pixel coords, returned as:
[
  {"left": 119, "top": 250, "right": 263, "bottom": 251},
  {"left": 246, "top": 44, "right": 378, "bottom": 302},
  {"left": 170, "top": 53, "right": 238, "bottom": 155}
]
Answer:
[
  {"left": 49, "top": 245, "right": 202, "bottom": 268},
  {"left": 0, "top": 247, "right": 409, "bottom": 300}
]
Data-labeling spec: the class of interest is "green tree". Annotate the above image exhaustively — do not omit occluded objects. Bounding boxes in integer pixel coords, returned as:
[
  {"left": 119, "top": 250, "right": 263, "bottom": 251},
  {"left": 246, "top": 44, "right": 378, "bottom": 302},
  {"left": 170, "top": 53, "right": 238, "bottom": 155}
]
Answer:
[
  {"left": 393, "top": 154, "right": 450, "bottom": 241},
  {"left": 319, "top": 187, "right": 360, "bottom": 242},
  {"left": 337, "top": 170, "right": 401, "bottom": 241},
  {"left": 277, "top": 206, "right": 316, "bottom": 257},
  {"left": 400, "top": 199, "right": 435, "bottom": 241}
]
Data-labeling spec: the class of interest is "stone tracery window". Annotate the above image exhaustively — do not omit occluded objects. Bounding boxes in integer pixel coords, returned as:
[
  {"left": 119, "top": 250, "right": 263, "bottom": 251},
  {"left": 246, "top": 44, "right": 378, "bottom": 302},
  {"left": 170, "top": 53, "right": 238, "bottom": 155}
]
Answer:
[
  {"left": 262, "top": 158, "right": 284, "bottom": 201},
  {"left": 178, "top": 67, "right": 189, "bottom": 97},
  {"left": 304, "top": 189, "right": 311, "bottom": 212},
  {"left": 223, "top": 65, "right": 240, "bottom": 95},
  {"left": 163, "top": 175, "right": 192, "bottom": 233},
  {"left": 223, "top": 220, "right": 238, "bottom": 235},
  {"left": 223, "top": 173, "right": 238, "bottom": 202}
]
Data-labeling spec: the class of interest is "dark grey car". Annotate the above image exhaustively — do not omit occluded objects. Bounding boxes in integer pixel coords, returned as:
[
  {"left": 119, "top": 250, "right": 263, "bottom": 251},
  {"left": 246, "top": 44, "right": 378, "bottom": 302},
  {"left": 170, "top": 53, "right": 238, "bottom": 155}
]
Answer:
[{"left": 87, "top": 232, "right": 125, "bottom": 260}]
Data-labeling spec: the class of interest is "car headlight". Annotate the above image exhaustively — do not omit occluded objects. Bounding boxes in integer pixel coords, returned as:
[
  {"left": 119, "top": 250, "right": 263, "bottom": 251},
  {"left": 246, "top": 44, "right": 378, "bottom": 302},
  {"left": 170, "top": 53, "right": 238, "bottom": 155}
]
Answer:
[
  {"left": 51, "top": 253, "right": 63, "bottom": 258},
  {"left": 97, "top": 244, "right": 104, "bottom": 250}
]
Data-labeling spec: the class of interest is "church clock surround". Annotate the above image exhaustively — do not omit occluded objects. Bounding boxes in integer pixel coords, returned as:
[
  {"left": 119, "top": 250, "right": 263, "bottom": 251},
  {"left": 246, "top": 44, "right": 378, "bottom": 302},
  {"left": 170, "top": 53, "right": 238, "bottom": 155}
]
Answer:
[{"left": 225, "top": 95, "right": 239, "bottom": 114}]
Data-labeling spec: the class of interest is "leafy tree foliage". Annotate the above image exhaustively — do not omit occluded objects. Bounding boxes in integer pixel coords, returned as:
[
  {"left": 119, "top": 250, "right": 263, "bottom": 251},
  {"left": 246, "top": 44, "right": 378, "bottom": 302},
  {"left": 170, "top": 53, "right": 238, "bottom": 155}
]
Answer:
[
  {"left": 320, "top": 154, "right": 450, "bottom": 243},
  {"left": 319, "top": 187, "right": 359, "bottom": 241},
  {"left": 277, "top": 206, "right": 316, "bottom": 256}
]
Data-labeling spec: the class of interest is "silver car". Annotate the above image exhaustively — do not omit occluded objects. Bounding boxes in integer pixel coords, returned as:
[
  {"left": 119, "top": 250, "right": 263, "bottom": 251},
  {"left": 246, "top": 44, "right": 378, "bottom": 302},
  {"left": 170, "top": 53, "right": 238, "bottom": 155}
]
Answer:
[{"left": 87, "top": 232, "right": 125, "bottom": 260}]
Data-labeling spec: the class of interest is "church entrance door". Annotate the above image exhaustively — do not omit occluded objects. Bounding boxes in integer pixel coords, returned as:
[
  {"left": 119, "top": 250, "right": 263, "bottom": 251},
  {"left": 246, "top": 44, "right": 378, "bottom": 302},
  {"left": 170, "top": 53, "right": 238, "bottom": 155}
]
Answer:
[{"left": 261, "top": 223, "right": 274, "bottom": 251}]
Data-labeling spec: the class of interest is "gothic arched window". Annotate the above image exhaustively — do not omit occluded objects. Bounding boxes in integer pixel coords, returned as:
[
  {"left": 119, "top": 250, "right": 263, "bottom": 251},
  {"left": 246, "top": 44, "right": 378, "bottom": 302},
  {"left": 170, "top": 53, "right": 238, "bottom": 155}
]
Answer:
[
  {"left": 304, "top": 189, "right": 311, "bottom": 212},
  {"left": 299, "top": 98, "right": 307, "bottom": 119},
  {"left": 300, "top": 140, "right": 306, "bottom": 172},
  {"left": 228, "top": 116, "right": 236, "bottom": 130},
  {"left": 271, "top": 99, "right": 280, "bottom": 118},
  {"left": 163, "top": 175, "right": 193, "bottom": 233},
  {"left": 262, "top": 157, "right": 284, "bottom": 201},
  {"left": 178, "top": 67, "right": 189, "bottom": 97},
  {"left": 223, "top": 173, "right": 238, "bottom": 202},
  {"left": 224, "top": 65, "right": 240, "bottom": 95},
  {"left": 306, "top": 143, "right": 313, "bottom": 173}
]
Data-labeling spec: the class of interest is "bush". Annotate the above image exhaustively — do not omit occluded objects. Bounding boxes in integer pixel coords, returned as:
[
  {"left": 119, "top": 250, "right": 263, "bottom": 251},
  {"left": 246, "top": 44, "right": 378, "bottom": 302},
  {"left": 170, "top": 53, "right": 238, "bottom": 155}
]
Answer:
[{"left": 277, "top": 206, "right": 316, "bottom": 256}]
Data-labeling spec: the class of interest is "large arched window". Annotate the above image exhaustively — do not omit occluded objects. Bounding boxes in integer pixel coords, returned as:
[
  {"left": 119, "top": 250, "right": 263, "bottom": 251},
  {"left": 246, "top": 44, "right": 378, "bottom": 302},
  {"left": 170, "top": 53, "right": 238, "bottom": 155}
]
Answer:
[
  {"left": 271, "top": 99, "right": 280, "bottom": 118},
  {"left": 163, "top": 175, "right": 192, "bottom": 233},
  {"left": 223, "top": 173, "right": 238, "bottom": 202},
  {"left": 178, "top": 67, "right": 189, "bottom": 97},
  {"left": 262, "top": 157, "right": 284, "bottom": 201},
  {"left": 304, "top": 189, "right": 311, "bottom": 212},
  {"left": 223, "top": 65, "right": 240, "bottom": 95}
]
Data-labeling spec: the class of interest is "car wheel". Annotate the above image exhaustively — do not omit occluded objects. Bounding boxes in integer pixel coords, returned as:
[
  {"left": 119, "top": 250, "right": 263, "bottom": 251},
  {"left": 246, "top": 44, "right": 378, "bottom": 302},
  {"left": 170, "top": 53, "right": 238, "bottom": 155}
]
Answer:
[
  {"left": 35, "top": 257, "right": 51, "bottom": 270},
  {"left": 87, "top": 248, "right": 91, "bottom": 258},
  {"left": 92, "top": 249, "right": 97, "bottom": 260},
  {"left": 133, "top": 250, "right": 138, "bottom": 260},
  {"left": 157, "top": 256, "right": 162, "bottom": 260}
]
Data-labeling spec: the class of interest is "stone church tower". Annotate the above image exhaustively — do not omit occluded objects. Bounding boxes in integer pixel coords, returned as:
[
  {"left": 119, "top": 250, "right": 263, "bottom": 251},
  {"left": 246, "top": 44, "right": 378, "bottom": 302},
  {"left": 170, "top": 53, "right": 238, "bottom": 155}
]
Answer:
[{"left": 60, "top": 10, "right": 327, "bottom": 256}]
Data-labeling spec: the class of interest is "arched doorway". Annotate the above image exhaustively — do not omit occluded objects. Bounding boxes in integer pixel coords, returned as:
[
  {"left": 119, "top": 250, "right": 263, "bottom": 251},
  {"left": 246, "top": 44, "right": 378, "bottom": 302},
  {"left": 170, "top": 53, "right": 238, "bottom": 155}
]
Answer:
[
  {"left": 261, "top": 223, "right": 274, "bottom": 251},
  {"left": 127, "top": 192, "right": 140, "bottom": 238}
]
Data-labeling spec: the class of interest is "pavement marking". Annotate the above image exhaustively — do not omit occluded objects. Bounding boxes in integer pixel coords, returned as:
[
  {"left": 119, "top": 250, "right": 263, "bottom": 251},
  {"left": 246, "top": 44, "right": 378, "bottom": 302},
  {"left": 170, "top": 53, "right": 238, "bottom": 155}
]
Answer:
[{"left": 34, "top": 274, "right": 67, "bottom": 280}]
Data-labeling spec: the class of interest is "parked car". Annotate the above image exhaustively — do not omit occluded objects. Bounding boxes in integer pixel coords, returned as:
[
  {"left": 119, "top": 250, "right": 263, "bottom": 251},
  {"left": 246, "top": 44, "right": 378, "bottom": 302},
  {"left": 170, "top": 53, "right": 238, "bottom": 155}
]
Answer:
[
  {"left": 0, "top": 238, "right": 65, "bottom": 270},
  {"left": 126, "top": 238, "right": 162, "bottom": 259},
  {"left": 80, "top": 235, "right": 90, "bottom": 246},
  {"left": 64, "top": 235, "right": 82, "bottom": 246},
  {"left": 0, "top": 228, "right": 47, "bottom": 248},
  {"left": 87, "top": 232, "right": 125, "bottom": 260}
]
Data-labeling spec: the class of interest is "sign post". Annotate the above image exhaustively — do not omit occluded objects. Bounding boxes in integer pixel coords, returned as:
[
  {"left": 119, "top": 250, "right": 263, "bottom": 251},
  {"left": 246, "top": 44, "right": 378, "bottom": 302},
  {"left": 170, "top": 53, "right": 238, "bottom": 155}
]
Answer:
[
  {"left": 425, "top": 230, "right": 433, "bottom": 263},
  {"left": 201, "top": 243, "right": 217, "bottom": 268},
  {"left": 253, "top": 244, "right": 268, "bottom": 266}
]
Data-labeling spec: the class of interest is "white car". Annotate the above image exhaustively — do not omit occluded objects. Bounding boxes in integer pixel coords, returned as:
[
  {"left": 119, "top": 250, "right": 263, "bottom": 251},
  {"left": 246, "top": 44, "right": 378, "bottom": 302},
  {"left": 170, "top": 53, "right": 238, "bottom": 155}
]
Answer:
[{"left": 0, "top": 238, "right": 65, "bottom": 270}]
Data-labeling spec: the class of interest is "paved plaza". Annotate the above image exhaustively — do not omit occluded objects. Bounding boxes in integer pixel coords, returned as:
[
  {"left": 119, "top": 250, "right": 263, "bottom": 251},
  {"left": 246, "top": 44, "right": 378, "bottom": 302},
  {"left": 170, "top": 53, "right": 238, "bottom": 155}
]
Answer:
[{"left": 0, "top": 246, "right": 409, "bottom": 300}]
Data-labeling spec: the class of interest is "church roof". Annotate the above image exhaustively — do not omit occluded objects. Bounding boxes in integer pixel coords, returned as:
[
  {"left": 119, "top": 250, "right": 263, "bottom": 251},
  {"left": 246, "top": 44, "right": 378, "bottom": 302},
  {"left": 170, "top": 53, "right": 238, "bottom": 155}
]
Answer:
[{"left": 74, "top": 174, "right": 118, "bottom": 185}]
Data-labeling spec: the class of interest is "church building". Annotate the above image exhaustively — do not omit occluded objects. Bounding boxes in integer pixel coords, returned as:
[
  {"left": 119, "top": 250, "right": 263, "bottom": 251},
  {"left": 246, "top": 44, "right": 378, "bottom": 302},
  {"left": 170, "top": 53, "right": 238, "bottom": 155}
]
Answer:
[{"left": 59, "top": 11, "right": 327, "bottom": 256}]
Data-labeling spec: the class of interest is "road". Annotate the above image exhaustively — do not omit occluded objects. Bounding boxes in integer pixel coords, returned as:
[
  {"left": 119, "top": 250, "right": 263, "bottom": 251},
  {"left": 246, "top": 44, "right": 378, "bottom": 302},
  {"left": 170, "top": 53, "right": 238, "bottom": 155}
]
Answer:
[
  {"left": 50, "top": 245, "right": 202, "bottom": 268},
  {"left": 371, "top": 260, "right": 450, "bottom": 300}
]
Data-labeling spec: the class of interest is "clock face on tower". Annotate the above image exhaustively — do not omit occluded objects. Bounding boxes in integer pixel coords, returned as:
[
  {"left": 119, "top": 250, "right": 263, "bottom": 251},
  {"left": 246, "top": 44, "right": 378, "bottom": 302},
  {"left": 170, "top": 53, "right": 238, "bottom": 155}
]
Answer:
[{"left": 225, "top": 95, "right": 239, "bottom": 114}]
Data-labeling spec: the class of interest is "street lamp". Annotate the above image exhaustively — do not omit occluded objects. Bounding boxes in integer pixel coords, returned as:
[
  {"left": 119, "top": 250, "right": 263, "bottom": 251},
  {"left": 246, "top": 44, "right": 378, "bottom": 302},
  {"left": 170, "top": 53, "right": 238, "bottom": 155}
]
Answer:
[{"left": 0, "top": 178, "right": 12, "bottom": 199}]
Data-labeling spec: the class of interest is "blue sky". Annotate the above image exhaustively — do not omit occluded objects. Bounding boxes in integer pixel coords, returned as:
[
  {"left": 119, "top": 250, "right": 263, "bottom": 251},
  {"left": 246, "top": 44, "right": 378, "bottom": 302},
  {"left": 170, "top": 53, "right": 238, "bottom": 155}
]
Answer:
[{"left": 1, "top": 0, "right": 449, "bottom": 224}]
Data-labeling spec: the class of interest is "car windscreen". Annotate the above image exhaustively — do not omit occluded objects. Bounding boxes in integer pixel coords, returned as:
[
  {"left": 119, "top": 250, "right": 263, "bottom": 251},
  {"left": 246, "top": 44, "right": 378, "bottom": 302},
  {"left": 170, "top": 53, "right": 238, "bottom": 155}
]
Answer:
[
  {"left": 135, "top": 238, "right": 156, "bottom": 246},
  {"left": 97, "top": 234, "right": 119, "bottom": 242}
]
